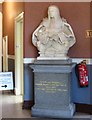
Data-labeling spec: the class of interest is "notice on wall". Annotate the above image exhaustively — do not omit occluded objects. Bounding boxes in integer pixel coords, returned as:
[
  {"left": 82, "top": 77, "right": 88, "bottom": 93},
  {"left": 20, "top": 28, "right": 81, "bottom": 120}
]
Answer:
[{"left": 0, "top": 72, "right": 13, "bottom": 90}]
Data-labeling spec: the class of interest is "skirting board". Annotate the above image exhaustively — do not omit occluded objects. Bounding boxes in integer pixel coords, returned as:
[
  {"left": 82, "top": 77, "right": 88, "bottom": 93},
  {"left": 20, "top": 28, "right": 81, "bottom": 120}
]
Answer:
[
  {"left": 22, "top": 100, "right": 34, "bottom": 109},
  {"left": 14, "top": 88, "right": 21, "bottom": 95},
  {"left": 76, "top": 104, "right": 92, "bottom": 114}
]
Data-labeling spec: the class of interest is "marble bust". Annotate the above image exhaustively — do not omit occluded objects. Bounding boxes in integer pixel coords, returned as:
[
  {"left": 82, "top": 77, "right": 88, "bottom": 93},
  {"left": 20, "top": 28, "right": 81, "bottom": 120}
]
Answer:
[{"left": 32, "top": 5, "right": 76, "bottom": 59}]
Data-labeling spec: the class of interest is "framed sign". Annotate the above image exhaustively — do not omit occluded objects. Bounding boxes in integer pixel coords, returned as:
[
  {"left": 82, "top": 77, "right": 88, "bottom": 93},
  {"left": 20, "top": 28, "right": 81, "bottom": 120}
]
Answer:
[{"left": 0, "top": 72, "right": 13, "bottom": 90}]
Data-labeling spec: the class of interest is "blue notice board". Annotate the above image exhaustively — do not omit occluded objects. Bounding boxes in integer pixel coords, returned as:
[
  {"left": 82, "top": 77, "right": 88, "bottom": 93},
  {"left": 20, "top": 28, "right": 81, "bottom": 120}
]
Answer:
[{"left": 0, "top": 72, "right": 13, "bottom": 90}]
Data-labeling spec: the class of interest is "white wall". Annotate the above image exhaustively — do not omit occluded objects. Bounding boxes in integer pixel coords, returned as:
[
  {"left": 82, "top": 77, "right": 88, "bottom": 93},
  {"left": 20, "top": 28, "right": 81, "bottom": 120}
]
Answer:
[{"left": 0, "top": 12, "right": 2, "bottom": 71}]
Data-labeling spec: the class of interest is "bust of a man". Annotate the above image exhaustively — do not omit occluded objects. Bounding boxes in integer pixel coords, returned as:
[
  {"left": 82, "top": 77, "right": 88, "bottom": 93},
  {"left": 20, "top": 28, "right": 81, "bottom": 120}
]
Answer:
[{"left": 32, "top": 5, "right": 76, "bottom": 59}]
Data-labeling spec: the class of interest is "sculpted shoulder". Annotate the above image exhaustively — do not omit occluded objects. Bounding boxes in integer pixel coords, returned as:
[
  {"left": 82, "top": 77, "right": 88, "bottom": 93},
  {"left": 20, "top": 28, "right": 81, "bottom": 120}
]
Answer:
[
  {"left": 61, "top": 19, "right": 74, "bottom": 37},
  {"left": 41, "top": 18, "right": 49, "bottom": 27}
]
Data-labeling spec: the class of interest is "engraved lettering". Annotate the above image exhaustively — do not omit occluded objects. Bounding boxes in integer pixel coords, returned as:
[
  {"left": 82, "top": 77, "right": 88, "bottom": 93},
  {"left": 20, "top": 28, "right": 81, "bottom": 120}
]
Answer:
[{"left": 36, "top": 81, "right": 67, "bottom": 93}]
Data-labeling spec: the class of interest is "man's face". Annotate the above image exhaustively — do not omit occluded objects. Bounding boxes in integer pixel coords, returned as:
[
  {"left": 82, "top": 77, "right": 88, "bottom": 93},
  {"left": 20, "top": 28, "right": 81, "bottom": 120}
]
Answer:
[{"left": 48, "top": 6, "right": 59, "bottom": 19}]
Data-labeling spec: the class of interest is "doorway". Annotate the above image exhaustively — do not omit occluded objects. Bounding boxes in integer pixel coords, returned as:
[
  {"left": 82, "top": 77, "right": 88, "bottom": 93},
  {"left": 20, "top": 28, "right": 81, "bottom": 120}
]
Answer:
[
  {"left": 0, "top": 12, "right": 2, "bottom": 72},
  {"left": 15, "top": 12, "right": 24, "bottom": 97}
]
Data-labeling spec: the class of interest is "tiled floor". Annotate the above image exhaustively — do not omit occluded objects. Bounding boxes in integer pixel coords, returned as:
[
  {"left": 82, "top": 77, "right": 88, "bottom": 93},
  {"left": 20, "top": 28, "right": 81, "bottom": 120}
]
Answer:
[
  {"left": 0, "top": 92, "right": 92, "bottom": 119},
  {"left": 1, "top": 92, "right": 31, "bottom": 119}
]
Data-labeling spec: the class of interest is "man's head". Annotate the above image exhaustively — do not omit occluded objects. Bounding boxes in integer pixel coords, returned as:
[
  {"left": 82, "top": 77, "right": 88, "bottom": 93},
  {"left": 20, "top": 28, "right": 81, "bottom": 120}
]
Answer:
[{"left": 48, "top": 5, "right": 61, "bottom": 20}]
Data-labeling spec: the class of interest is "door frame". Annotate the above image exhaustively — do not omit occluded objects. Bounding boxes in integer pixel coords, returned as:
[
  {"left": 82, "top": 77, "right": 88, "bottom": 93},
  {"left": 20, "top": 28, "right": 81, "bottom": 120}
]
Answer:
[
  {"left": 3, "top": 36, "right": 8, "bottom": 72},
  {"left": 0, "top": 12, "right": 2, "bottom": 72},
  {"left": 15, "top": 12, "right": 24, "bottom": 96}
]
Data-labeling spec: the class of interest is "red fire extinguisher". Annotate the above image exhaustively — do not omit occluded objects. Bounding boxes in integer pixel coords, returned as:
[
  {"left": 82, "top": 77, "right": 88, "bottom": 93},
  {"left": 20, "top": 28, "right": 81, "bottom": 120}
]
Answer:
[{"left": 75, "top": 60, "right": 88, "bottom": 87}]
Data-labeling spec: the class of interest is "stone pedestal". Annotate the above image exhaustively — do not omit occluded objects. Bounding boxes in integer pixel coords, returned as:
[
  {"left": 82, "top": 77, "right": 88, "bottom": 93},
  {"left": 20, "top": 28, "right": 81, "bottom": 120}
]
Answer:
[{"left": 29, "top": 59, "right": 75, "bottom": 118}]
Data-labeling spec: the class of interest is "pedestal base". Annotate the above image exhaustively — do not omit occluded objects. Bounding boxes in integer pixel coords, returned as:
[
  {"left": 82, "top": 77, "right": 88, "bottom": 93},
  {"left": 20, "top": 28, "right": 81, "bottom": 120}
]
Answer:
[{"left": 32, "top": 103, "right": 75, "bottom": 118}]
